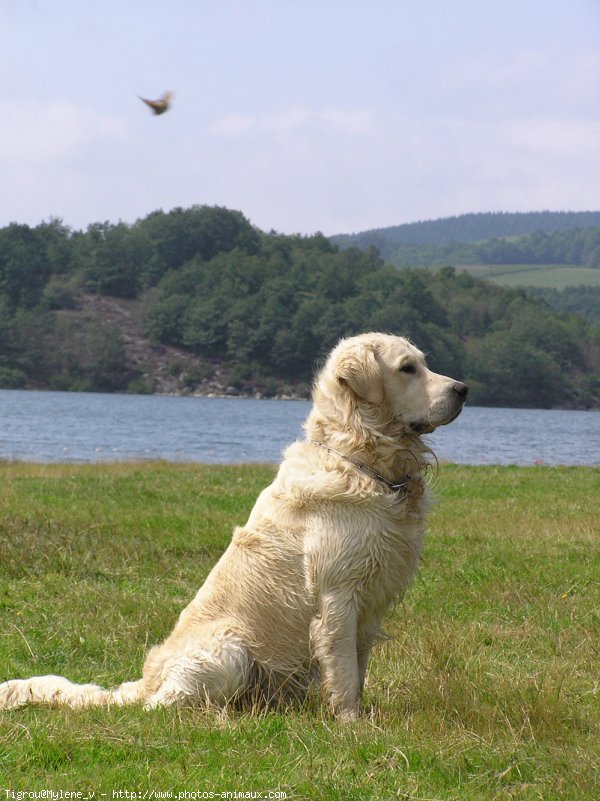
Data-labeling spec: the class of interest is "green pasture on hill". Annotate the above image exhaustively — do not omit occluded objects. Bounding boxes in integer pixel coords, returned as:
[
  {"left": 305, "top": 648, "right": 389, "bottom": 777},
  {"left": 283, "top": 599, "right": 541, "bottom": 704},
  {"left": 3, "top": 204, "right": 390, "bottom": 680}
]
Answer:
[
  {"left": 456, "top": 263, "right": 600, "bottom": 289},
  {"left": 0, "top": 461, "right": 598, "bottom": 800}
]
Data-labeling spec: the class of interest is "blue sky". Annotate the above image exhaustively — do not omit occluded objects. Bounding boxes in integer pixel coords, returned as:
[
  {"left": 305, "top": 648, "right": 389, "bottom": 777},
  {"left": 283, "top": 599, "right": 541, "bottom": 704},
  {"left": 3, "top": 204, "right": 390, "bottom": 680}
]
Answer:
[{"left": 2, "top": 0, "right": 599, "bottom": 235}]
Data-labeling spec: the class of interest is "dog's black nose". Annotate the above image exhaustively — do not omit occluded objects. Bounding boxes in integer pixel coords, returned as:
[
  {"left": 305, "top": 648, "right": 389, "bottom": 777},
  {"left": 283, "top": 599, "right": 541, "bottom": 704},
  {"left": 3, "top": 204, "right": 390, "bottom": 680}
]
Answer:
[{"left": 453, "top": 382, "right": 469, "bottom": 399}]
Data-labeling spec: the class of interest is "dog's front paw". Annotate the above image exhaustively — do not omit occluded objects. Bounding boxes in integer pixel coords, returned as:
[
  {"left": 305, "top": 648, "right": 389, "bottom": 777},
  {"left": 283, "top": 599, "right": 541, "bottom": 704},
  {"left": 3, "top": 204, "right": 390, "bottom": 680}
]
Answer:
[
  {"left": 333, "top": 702, "right": 360, "bottom": 724},
  {"left": 336, "top": 708, "right": 359, "bottom": 724}
]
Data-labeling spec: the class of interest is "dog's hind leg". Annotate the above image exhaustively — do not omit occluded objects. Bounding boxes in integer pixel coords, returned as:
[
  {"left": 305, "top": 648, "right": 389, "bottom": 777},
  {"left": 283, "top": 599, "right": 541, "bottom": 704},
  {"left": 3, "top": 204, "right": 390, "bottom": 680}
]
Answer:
[{"left": 141, "top": 634, "right": 252, "bottom": 709}]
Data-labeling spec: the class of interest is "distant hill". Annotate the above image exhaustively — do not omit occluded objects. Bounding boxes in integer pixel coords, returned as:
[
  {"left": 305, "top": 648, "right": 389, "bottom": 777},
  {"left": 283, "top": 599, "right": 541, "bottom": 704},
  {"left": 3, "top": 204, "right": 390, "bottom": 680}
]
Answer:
[
  {"left": 330, "top": 211, "right": 600, "bottom": 325},
  {"left": 331, "top": 211, "right": 600, "bottom": 257}
]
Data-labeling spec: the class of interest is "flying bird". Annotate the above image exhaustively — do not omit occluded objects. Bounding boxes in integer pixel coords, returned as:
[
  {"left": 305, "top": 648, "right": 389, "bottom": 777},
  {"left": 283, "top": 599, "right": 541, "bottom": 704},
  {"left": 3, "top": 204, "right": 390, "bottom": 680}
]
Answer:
[{"left": 139, "top": 90, "right": 174, "bottom": 115}]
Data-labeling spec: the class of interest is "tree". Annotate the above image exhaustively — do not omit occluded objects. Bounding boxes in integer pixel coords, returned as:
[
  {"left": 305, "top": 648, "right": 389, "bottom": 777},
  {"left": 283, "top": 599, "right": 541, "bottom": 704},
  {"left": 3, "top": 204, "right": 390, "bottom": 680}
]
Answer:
[
  {"left": 134, "top": 206, "right": 260, "bottom": 286},
  {"left": 74, "top": 222, "right": 149, "bottom": 298},
  {"left": 465, "top": 332, "right": 565, "bottom": 407},
  {"left": 0, "top": 224, "right": 53, "bottom": 308}
]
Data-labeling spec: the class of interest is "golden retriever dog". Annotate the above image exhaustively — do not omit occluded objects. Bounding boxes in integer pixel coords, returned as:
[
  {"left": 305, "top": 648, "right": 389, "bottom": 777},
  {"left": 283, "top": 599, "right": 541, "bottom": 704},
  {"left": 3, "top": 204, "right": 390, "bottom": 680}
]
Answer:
[{"left": 0, "top": 332, "right": 467, "bottom": 720}]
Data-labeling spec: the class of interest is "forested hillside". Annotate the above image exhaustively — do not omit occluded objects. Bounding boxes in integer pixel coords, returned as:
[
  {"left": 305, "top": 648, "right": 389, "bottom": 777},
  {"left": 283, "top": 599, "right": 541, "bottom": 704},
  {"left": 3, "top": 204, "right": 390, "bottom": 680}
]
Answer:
[
  {"left": 332, "top": 211, "right": 600, "bottom": 256},
  {"left": 528, "top": 286, "right": 600, "bottom": 327},
  {"left": 335, "top": 221, "right": 600, "bottom": 270},
  {"left": 0, "top": 206, "right": 598, "bottom": 408}
]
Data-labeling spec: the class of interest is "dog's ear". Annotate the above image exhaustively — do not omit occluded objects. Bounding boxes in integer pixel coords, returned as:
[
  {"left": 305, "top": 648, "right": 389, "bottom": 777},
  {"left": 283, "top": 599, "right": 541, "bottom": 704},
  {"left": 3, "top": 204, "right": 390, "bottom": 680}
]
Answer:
[{"left": 335, "top": 345, "right": 383, "bottom": 405}]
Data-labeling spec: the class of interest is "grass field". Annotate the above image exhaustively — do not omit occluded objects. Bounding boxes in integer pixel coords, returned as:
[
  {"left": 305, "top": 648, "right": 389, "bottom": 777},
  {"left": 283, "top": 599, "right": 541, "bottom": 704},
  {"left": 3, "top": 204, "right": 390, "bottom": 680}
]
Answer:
[
  {"left": 455, "top": 264, "right": 600, "bottom": 289},
  {"left": 0, "top": 461, "right": 598, "bottom": 799}
]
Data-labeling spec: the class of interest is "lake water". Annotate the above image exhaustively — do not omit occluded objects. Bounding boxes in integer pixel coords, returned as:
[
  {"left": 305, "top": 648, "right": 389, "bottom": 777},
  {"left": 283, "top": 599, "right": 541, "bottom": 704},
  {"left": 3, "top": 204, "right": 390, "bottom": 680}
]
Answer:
[{"left": 0, "top": 389, "right": 598, "bottom": 467}]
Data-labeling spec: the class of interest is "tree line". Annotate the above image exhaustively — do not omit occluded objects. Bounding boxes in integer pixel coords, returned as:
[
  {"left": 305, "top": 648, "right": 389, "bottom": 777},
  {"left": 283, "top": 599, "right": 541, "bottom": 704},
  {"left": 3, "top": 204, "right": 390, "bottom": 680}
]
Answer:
[{"left": 0, "top": 206, "right": 598, "bottom": 408}]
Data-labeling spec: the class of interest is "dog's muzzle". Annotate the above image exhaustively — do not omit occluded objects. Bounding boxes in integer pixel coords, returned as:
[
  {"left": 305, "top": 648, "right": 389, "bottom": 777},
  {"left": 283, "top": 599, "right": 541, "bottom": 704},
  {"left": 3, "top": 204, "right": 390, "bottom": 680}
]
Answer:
[{"left": 410, "top": 381, "right": 469, "bottom": 434}]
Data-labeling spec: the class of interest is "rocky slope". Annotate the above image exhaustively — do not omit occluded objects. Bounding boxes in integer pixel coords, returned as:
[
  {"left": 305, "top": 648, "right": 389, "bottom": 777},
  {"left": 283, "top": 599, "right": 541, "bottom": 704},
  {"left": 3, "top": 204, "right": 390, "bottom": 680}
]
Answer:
[{"left": 71, "top": 294, "right": 305, "bottom": 398}]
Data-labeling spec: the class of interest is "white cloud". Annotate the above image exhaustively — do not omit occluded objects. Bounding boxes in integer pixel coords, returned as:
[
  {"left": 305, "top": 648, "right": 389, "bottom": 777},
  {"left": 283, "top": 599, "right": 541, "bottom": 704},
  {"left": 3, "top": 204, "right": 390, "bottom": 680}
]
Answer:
[
  {"left": 209, "top": 113, "right": 256, "bottom": 137},
  {"left": 506, "top": 117, "right": 600, "bottom": 157},
  {"left": 0, "top": 99, "right": 126, "bottom": 164},
  {"left": 188, "top": 104, "right": 600, "bottom": 234},
  {"left": 209, "top": 107, "right": 377, "bottom": 139}
]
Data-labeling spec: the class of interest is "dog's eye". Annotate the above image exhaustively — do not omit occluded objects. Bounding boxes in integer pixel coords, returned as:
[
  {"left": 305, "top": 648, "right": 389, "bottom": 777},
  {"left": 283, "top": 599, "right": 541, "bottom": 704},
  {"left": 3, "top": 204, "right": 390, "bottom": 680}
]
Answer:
[{"left": 399, "top": 364, "right": 416, "bottom": 374}]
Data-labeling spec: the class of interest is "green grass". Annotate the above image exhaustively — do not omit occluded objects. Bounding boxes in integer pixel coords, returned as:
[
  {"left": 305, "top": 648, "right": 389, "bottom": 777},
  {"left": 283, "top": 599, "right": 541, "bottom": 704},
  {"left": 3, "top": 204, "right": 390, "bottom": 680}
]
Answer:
[
  {"left": 456, "top": 264, "right": 600, "bottom": 289},
  {"left": 0, "top": 462, "right": 599, "bottom": 799}
]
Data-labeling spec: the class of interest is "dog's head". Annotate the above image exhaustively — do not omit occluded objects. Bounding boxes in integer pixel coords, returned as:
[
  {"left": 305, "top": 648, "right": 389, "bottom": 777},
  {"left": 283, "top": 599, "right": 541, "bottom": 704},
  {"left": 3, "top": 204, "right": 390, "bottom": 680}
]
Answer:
[{"left": 320, "top": 332, "right": 468, "bottom": 434}]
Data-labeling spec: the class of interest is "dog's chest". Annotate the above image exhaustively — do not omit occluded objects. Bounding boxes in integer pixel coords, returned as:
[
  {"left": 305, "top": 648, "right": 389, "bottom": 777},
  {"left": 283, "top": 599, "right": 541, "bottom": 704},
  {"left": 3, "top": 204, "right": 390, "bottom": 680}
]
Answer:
[{"left": 305, "top": 494, "right": 426, "bottom": 603}]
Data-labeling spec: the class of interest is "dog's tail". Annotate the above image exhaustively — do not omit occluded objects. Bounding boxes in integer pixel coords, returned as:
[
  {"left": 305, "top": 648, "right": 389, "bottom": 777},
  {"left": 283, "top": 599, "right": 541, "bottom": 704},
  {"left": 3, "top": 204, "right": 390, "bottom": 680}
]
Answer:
[{"left": 0, "top": 674, "right": 143, "bottom": 709}]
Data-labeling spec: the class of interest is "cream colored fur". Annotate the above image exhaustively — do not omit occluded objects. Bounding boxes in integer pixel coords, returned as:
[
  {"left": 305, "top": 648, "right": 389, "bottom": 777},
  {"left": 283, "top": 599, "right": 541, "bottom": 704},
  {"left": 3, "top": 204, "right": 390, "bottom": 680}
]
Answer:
[{"left": 0, "top": 333, "right": 467, "bottom": 720}]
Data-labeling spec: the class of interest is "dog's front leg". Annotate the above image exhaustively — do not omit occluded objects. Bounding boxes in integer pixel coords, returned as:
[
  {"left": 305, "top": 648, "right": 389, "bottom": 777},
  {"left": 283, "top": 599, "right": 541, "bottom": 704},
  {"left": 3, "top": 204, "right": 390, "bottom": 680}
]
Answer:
[{"left": 310, "top": 593, "right": 360, "bottom": 721}]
